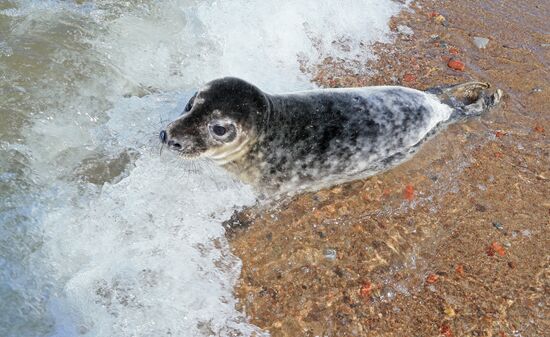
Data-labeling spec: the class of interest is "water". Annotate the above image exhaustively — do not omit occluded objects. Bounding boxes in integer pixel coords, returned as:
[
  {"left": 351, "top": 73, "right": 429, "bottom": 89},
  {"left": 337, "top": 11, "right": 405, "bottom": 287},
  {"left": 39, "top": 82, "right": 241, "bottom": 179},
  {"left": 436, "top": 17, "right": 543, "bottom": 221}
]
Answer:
[{"left": 0, "top": 1, "right": 409, "bottom": 336}]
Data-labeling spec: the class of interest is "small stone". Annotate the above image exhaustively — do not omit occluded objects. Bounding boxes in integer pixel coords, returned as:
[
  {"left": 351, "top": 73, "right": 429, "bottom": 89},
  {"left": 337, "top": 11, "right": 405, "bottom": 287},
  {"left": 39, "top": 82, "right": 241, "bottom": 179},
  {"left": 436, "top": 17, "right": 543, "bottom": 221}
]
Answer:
[
  {"left": 359, "top": 281, "right": 374, "bottom": 298},
  {"left": 449, "top": 47, "right": 460, "bottom": 55},
  {"left": 473, "top": 36, "right": 490, "bottom": 49},
  {"left": 447, "top": 59, "right": 465, "bottom": 71},
  {"left": 434, "top": 14, "right": 446, "bottom": 25},
  {"left": 426, "top": 273, "right": 439, "bottom": 284},
  {"left": 323, "top": 248, "right": 337, "bottom": 261},
  {"left": 440, "top": 323, "right": 453, "bottom": 337},
  {"left": 492, "top": 222, "right": 504, "bottom": 230},
  {"left": 397, "top": 25, "right": 414, "bottom": 35},
  {"left": 475, "top": 204, "right": 487, "bottom": 212},
  {"left": 403, "top": 73, "right": 416, "bottom": 83},
  {"left": 404, "top": 184, "right": 415, "bottom": 201},
  {"left": 533, "top": 125, "right": 545, "bottom": 133},
  {"left": 444, "top": 304, "right": 456, "bottom": 317},
  {"left": 487, "top": 242, "right": 506, "bottom": 257}
]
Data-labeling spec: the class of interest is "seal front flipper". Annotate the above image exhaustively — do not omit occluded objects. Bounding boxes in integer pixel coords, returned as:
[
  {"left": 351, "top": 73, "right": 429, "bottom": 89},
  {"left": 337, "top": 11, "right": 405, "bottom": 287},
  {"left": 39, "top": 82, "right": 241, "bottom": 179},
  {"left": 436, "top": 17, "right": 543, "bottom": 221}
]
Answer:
[{"left": 430, "top": 82, "right": 503, "bottom": 121}]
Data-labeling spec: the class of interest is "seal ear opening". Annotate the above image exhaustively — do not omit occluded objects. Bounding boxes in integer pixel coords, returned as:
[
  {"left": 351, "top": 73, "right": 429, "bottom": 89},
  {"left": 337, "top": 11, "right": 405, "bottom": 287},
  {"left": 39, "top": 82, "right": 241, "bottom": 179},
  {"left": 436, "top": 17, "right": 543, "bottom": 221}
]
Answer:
[{"left": 183, "top": 92, "right": 198, "bottom": 114}]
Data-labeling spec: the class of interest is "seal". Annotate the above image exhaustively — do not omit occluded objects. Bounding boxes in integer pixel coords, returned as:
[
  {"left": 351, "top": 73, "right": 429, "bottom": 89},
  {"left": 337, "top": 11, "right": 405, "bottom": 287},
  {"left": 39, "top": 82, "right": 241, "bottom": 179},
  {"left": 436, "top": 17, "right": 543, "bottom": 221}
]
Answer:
[{"left": 160, "top": 77, "right": 502, "bottom": 192}]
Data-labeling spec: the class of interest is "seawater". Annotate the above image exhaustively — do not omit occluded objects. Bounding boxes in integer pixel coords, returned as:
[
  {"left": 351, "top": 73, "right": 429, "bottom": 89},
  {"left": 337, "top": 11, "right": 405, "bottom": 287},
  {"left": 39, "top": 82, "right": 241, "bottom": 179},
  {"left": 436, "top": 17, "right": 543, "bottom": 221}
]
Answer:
[{"left": 0, "top": 1, "right": 408, "bottom": 336}]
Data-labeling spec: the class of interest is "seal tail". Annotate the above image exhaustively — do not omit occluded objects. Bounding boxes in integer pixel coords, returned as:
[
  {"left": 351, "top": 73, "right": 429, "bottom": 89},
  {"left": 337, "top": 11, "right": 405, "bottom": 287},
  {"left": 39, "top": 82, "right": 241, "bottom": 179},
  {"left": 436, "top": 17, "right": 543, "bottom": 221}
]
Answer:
[{"left": 429, "top": 82, "right": 503, "bottom": 121}]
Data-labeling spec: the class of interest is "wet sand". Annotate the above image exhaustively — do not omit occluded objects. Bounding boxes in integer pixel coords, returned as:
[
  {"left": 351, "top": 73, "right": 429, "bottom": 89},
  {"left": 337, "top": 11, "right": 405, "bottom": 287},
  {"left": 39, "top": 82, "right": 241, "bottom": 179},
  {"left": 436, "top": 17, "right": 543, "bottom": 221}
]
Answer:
[{"left": 229, "top": 0, "right": 549, "bottom": 336}]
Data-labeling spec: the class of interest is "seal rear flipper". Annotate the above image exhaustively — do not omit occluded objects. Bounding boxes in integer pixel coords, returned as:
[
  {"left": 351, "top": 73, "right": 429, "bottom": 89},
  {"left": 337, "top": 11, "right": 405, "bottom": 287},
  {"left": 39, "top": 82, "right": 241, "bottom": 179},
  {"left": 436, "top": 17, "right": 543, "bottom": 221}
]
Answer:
[{"left": 430, "top": 82, "right": 503, "bottom": 121}]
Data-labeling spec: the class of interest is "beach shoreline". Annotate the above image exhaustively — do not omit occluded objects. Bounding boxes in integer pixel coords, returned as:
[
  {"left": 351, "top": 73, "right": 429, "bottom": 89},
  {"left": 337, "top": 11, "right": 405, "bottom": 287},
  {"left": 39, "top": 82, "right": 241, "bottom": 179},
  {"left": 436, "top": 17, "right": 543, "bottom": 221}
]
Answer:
[{"left": 229, "top": 1, "right": 549, "bottom": 335}]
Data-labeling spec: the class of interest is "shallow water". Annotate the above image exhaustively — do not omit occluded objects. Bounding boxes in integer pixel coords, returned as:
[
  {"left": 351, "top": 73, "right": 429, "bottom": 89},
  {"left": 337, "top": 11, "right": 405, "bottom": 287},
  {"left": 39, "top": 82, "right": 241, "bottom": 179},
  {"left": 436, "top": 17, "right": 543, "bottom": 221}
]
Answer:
[{"left": 0, "top": 1, "right": 410, "bottom": 336}]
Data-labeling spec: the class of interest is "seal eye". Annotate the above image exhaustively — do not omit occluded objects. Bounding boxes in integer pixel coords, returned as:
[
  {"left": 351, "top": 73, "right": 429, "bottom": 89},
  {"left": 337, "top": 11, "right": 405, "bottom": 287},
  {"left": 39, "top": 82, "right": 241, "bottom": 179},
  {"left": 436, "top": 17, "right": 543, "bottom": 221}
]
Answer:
[
  {"left": 208, "top": 122, "right": 237, "bottom": 142},
  {"left": 212, "top": 125, "right": 227, "bottom": 136}
]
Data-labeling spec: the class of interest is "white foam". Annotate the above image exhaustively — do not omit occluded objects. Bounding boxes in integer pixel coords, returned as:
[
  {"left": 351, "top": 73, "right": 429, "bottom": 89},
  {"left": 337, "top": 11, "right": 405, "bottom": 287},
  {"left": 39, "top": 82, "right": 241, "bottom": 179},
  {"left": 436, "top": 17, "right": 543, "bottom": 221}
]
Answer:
[
  {"left": 92, "top": 0, "right": 406, "bottom": 93},
  {"left": 4, "top": 0, "right": 410, "bottom": 336}
]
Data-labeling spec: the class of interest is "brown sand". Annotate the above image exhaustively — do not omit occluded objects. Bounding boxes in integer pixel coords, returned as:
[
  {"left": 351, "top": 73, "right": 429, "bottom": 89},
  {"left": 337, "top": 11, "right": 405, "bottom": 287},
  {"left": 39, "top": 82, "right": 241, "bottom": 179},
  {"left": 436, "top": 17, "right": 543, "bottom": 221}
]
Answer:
[{"left": 229, "top": 1, "right": 549, "bottom": 336}]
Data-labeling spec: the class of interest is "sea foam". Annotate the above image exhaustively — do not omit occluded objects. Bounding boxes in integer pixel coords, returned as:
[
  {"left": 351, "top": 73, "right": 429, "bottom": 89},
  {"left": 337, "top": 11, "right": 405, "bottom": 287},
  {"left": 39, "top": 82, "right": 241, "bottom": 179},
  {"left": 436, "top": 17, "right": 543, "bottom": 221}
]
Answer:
[{"left": 2, "top": 0, "right": 408, "bottom": 336}]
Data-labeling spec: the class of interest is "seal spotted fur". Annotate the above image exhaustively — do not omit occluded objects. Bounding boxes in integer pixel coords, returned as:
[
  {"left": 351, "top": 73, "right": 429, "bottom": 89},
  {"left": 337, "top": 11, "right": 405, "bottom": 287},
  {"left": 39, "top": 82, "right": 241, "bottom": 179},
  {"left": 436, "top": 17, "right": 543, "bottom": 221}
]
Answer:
[{"left": 161, "top": 77, "right": 502, "bottom": 192}]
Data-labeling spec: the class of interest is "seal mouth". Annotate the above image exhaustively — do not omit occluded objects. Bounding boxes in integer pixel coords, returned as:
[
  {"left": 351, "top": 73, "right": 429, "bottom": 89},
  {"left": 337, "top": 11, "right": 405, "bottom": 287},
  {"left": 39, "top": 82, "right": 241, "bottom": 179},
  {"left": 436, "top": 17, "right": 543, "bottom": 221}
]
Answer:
[{"left": 167, "top": 146, "right": 203, "bottom": 160}]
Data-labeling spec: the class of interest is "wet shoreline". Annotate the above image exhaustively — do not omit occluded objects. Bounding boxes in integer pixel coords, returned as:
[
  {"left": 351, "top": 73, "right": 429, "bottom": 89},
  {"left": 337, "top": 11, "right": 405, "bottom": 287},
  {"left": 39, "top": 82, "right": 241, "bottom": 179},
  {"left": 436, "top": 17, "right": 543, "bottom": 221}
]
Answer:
[{"left": 230, "top": 0, "right": 549, "bottom": 336}]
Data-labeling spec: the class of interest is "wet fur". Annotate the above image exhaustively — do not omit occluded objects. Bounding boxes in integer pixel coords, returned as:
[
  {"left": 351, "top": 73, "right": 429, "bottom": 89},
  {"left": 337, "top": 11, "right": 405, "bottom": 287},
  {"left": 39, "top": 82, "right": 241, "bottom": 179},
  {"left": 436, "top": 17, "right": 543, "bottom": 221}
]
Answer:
[{"left": 164, "top": 77, "right": 501, "bottom": 192}]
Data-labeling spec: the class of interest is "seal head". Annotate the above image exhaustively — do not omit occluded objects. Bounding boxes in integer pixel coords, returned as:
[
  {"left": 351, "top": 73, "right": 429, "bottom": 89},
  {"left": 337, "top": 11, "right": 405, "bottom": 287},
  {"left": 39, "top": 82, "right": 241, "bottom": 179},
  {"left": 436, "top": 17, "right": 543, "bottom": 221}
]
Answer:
[{"left": 162, "top": 77, "right": 269, "bottom": 163}]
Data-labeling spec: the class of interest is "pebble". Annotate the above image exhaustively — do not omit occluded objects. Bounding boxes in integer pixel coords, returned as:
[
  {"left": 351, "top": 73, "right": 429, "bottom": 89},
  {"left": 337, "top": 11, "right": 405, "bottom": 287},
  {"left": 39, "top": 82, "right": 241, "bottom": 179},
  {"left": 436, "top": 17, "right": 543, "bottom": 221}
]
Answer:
[
  {"left": 397, "top": 25, "right": 414, "bottom": 36},
  {"left": 447, "top": 59, "right": 465, "bottom": 71},
  {"left": 444, "top": 304, "right": 456, "bottom": 317},
  {"left": 403, "top": 73, "right": 416, "bottom": 83},
  {"left": 323, "top": 248, "right": 337, "bottom": 261},
  {"left": 473, "top": 36, "right": 490, "bottom": 49},
  {"left": 434, "top": 14, "right": 446, "bottom": 25}
]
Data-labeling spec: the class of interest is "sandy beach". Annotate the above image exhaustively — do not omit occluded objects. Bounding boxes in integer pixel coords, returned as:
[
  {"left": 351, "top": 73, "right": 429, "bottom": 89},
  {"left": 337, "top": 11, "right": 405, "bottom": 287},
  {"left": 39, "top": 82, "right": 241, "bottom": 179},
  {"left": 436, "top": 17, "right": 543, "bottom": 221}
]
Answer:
[
  {"left": 229, "top": 1, "right": 549, "bottom": 335},
  {"left": 1, "top": 1, "right": 547, "bottom": 336}
]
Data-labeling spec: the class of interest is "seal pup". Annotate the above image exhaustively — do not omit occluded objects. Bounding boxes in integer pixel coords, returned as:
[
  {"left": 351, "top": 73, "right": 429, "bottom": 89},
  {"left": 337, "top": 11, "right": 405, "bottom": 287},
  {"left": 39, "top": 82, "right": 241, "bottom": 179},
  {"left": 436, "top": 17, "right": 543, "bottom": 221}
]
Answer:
[{"left": 160, "top": 77, "right": 502, "bottom": 192}]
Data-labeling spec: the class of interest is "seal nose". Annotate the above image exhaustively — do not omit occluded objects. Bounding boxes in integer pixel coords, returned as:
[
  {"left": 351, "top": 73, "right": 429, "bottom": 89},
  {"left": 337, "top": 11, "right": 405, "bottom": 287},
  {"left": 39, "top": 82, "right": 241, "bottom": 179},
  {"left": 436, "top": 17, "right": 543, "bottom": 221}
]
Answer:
[
  {"left": 159, "top": 130, "right": 167, "bottom": 143},
  {"left": 160, "top": 130, "right": 182, "bottom": 150}
]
